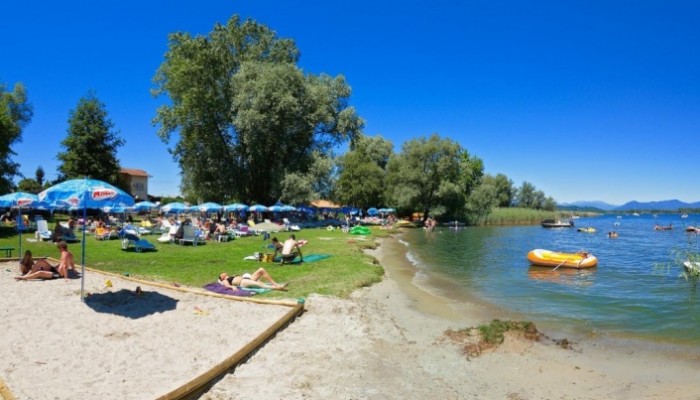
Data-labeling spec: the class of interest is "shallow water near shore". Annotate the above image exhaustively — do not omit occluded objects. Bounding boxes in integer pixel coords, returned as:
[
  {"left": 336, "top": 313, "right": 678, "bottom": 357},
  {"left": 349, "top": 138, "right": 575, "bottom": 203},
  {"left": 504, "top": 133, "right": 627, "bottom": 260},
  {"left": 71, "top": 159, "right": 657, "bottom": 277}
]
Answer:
[{"left": 400, "top": 214, "right": 700, "bottom": 345}]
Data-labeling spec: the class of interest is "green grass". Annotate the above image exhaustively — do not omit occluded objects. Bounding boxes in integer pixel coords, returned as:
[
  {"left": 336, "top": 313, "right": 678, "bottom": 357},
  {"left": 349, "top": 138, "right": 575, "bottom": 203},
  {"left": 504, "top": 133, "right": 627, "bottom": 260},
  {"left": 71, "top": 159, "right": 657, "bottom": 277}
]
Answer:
[
  {"left": 483, "top": 207, "right": 561, "bottom": 226},
  {"left": 1, "top": 225, "right": 390, "bottom": 300}
]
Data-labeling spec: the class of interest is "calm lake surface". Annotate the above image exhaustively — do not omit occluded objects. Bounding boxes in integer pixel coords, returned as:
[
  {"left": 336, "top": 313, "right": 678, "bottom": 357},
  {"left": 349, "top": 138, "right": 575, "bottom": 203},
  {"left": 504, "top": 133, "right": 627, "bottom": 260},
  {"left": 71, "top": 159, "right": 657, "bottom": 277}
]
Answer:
[{"left": 401, "top": 213, "right": 700, "bottom": 345}]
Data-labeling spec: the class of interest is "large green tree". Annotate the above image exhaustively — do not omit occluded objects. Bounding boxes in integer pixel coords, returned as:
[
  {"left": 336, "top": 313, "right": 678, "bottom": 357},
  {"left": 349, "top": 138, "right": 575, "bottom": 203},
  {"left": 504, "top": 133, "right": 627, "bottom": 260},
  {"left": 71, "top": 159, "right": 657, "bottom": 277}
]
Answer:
[
  {"left": 279, "top": 151, "right": 335, "bottom": 205},
  {"left": 152, "top": 15, "right": 363, "bottom": 203},
  {"left": 334, "top": 134, "right": 393, "bottom": 208},
  {"left": 384, "top": 134, "right": 483, "bottom": 220},
  {"left": 57, "top": 92, "right": 124, "bottom": 185},
  {"left": 0, "top": 82, "right": 33, "bottom": 193},
  {"left": 482, "top": 173, "right": 514, "bottom": 207}
]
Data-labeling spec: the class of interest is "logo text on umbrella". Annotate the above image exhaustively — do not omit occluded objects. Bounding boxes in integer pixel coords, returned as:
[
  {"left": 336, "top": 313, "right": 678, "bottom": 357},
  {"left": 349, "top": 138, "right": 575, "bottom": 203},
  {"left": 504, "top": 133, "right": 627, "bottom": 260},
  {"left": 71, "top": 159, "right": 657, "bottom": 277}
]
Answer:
[{"left": 91, "top": 189, "right": 117, "bottom": 201}]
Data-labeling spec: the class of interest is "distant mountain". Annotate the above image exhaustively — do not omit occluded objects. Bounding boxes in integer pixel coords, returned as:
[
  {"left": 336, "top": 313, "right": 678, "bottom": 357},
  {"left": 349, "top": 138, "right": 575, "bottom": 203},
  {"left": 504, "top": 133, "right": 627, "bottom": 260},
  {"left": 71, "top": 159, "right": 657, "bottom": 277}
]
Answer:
[
  {"left": 559, "top": 200, "right": 619, "bottom": 211},
  {"left": 614, "top": 199, "right": 700, "bottom": 211}
]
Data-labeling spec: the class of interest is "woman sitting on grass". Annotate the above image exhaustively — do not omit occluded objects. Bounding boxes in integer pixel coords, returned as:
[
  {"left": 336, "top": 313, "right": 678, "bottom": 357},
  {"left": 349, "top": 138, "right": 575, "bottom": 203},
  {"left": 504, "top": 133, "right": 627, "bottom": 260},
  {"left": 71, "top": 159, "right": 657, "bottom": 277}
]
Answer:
[{"left": 218, "top": 267, "right": 288, "bottom": 291}]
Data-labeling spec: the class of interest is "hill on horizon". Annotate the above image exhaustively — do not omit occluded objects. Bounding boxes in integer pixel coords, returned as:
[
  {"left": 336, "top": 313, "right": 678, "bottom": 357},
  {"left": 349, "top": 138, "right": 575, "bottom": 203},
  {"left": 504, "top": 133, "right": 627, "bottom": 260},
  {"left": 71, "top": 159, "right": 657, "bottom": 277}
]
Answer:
[{"left": 561, "top": 199, "right": 700, "bottom": 211}]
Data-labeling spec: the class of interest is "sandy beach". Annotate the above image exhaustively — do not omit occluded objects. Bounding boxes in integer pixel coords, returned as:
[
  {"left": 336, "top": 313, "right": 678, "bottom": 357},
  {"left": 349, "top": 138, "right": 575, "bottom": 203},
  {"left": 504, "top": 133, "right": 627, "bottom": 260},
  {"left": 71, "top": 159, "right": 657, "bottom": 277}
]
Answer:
[{"left": 2, "top": 236, "right": 699, "bottom": 399}]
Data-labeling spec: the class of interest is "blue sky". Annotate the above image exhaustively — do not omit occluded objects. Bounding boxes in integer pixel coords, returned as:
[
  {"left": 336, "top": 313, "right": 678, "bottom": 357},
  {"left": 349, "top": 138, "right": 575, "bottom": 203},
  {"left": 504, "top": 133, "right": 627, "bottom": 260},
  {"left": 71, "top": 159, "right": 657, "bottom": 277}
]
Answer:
[{"left": 3, "top": 1, "right": 699, "bottom": 205}]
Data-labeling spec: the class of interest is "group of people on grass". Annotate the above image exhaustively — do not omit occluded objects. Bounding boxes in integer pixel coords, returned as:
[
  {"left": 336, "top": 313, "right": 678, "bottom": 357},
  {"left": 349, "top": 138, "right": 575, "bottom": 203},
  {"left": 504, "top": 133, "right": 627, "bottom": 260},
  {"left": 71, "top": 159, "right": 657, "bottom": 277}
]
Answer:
[{"left": 14, "top": 234, "right": 301, "bottom": 293}]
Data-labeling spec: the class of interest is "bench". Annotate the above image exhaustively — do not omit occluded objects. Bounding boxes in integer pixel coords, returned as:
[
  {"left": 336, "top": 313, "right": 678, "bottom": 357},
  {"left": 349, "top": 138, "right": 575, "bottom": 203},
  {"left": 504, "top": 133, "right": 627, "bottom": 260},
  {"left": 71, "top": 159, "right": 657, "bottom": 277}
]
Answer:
[{"left": 0, "top": 246, "right": 15, "bottom": 257}]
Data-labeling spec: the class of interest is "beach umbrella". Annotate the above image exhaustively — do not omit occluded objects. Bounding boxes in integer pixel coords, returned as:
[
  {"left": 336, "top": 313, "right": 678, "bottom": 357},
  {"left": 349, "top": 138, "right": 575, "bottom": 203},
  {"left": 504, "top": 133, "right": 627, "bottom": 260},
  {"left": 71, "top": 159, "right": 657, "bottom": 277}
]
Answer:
[
  {"left": 267, "top": 204, "right": 284, "bottom": 212},
  {"left": 133, "top": 201, "right": 158, "bottom": 212},
  {"left": 0, "top": 192, "right": 39, "bottom": 208},
  {"left": 0, "top": 192, "right": 51, "bottom": 256},
  {"left": 38, "top": 178, "right": 135, "bottom": 301},
  {"left": 296, "top": 205, "right": 315, "bottom": 214},
  {"left": 248, "top": 204, "right": 268, "bottom": 212},
  {"left": 161, "top": 202, "right": 187, "bottom": 214},
  {"left": 196, "top": 202, "right": 223, "bottom": 213},
  {"left": 367, "top": 207, "right": 379, "bottom": 216},
  {"left": 281, "top": 205, "right": 296, "bottom": 212},
  {"left": 223, "top": 203, "right": 249, "bottom": 212}
]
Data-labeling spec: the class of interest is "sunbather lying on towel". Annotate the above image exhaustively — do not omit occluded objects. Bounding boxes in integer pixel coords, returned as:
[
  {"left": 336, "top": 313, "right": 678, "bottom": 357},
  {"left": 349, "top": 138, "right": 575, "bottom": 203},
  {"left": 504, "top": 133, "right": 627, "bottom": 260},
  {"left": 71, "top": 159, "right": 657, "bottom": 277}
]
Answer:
[{"left": 218, "top": 267, "right": 288, "bottom": 291}]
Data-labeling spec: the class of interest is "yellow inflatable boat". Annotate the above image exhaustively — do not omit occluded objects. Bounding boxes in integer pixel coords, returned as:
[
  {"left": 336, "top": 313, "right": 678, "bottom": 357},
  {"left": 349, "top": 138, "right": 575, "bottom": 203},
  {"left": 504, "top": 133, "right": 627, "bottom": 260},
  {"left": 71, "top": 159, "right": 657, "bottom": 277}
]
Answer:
[{"left": 527, "top": 249, "right": 598, "bottom": 269}]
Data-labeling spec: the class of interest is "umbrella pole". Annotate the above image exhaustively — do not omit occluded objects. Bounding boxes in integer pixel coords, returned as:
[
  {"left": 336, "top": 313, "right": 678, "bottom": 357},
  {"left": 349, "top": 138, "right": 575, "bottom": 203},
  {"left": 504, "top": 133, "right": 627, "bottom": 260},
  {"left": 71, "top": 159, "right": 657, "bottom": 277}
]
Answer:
[
  {"left": 18, "top": 205, "right": 22, "bottom": 257},
  {"left": 80, "top": 182, "right": 87, "bottom": 302}
]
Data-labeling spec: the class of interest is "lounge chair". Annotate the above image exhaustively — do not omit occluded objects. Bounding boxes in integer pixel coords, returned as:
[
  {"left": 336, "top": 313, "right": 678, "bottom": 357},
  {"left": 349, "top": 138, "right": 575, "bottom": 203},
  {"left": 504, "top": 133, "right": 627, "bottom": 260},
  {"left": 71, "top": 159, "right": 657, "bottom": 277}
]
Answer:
[
  {"left": 178, "top": 225, "right": 202, "bottom": 246},
  {"left": 35, "top": 220, "right": 53, "bottom": 241},
  {"left": 118, "top": 227, "right": 156, "bottom": 252},
  {"left": 230, "top": 224, "right": 253, "bottom": 238},
  {"left": 283, "top": 218, "right": 301, "bottom": 232},
  {"left": 95, "top": 226, "right": 119, "bottom": 240}
]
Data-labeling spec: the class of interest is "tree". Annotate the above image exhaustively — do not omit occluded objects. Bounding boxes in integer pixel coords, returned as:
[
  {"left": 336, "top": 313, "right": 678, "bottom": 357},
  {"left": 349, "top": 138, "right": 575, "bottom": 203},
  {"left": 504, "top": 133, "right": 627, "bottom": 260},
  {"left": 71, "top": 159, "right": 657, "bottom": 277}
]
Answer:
[
  {"left": 466, "top": 181, "right": 498, "bottom": 224},
  {"left": 57, "top": 92, "right": 124, "bottom": 185},
  {"left": 17, "top": 178, "right": 42, "bottom": 193},
  {"left": 482, "top": 173, "right": 514, "bottom": 207},
  {"left": 35, "top": 166, "right": 45, "bottom": 186},
  {"left": 153, "top": 15, "right": 363, "bottom": 203},
  {"left": 335, "top": 134, "right": 393, "bottom": 208},
  {"left": 384, "top": 134, "right": 483, "bottom": 220},
  {"left": 0, "top": 82, "right": 33, "bottom": 193},
  {"left": 279, "top": 151, "right": 334, "bottom": 205},
  {"left": 515, "top": 181, "right": 536, "bottom": 208}
]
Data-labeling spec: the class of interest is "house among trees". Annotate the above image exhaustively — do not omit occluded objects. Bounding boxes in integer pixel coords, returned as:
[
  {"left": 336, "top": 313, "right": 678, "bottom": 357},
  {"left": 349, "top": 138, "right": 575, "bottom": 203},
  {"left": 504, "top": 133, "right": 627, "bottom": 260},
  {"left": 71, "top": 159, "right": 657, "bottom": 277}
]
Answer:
[{"left": 120, "top": 168, "right": 149, "bottom": 201}]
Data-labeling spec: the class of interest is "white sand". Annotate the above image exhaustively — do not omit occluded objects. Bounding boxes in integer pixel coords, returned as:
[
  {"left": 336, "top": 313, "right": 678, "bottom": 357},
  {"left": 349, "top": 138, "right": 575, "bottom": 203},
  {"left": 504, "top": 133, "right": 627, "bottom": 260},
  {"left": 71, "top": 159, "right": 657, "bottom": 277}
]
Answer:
[
  {"left": 0, "top": 265, "right": 291, "bottom": 399},
  {"left": 2, "top": 236, "right": 699, "bottom": 400}
]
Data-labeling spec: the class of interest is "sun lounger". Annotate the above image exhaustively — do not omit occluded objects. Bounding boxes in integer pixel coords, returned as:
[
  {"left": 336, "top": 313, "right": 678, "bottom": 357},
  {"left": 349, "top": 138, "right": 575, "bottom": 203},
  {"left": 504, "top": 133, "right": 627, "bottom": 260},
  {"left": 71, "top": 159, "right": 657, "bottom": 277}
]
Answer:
[
  {"left": 178, "top": 225, "right": 202, "bottom": 246},
  {"left": 118, "top": 227, "right": 156, "bottom": 252},
  {"left": 35, "top": 220, "right": 53, "bottom": 241}
]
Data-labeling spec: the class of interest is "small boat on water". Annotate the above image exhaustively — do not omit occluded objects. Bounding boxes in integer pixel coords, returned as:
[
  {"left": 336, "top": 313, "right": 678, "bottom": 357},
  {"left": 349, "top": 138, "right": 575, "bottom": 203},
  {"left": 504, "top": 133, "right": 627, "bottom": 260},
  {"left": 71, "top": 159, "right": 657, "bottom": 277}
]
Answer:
[
  {"left": 577, "top": 227, "right": 596, "bottom": 233},
  {"left": 654, "top": 224, "right": 673, "bottom": 231},
  {"left": 527, "top": 249, "right": 598, "bottom": 269},
  {"left": 541, "top": 219, "right": 574, "bottom": 228}
]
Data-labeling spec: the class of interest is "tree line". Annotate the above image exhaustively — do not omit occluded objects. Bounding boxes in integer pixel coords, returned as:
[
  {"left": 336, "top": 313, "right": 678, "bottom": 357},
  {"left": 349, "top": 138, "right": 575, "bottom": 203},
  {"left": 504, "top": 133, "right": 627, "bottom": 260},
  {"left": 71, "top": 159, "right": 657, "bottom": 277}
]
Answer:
[{"left": 0, "top": 15, "right": 556, "bottom": 223}]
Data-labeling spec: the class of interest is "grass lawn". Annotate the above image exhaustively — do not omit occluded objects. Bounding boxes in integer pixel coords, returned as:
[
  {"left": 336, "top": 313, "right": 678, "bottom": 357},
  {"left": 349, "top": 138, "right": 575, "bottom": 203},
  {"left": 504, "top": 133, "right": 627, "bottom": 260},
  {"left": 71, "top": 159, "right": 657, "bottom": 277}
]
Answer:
[{"left": 1, "top": 225, "right": 391, "bottom": 300}]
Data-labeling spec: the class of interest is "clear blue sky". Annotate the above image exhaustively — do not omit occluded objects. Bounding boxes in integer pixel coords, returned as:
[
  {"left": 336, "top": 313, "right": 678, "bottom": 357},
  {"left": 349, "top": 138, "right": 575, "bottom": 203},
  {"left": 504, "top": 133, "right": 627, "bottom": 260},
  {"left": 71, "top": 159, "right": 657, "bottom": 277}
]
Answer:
[{"left": 3, "top": 1, "right": 699, "bottom": 205}]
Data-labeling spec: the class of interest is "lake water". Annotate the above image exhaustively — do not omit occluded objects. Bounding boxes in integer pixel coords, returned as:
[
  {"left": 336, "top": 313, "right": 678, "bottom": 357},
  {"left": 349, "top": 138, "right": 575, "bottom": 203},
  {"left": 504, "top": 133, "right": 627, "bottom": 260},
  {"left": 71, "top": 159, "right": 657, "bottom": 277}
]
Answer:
[{"left": 401, "top": 213, "right": 700, "bottom": 345}]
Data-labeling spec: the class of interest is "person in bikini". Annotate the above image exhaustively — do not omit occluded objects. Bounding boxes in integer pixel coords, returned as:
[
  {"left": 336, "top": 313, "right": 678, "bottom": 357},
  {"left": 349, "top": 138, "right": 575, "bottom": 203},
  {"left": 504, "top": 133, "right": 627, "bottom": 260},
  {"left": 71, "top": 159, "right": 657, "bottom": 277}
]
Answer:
[
  {"left": 18, "top": 250, "right": 54, "bottom": 276},
  {"left": 218, "top": 267, "right": 287, "bottom": 291},
  {"left": 16, "top": 241, "right": 77, "bottom": 281}
]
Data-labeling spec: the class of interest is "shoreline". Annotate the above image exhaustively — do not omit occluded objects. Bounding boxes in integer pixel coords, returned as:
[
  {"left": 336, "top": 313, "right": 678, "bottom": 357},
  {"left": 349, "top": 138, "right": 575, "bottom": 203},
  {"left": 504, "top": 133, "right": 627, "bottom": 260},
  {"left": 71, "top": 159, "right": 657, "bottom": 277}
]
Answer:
[
  {"left": 205, "top": 234, "right": 699, "bottom": 399},
  {"left": 1, "top": 233, "right": 698, "bottom": 399}
]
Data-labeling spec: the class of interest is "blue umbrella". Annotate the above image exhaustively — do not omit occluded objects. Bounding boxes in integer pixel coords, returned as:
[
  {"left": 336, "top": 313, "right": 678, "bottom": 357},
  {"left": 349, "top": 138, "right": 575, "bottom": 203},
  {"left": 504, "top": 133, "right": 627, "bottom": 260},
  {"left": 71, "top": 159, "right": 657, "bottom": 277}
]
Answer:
[
  {"left": 39, "top": 179, "right": 134, "bottom": 211},
  {"left": 223, "top": 203, "right": 249, "bottom": 212},
  {"left": 133, "top": 201, "right": 158, "bottom": 212},
  {"left": 161, "top": 202, "right": 187, "bottom": 214},
  {"left": 38, "top": 178, "right": 135, "bottom": 300},
  {"left": 281, "top": 205, "right": 296, "bottom": 212},
  {"left": 196, "top": 202, "right": 223, "bottom": 213},
  {"left": 268, "top": 204, "right": 284, "bottom": 212},
  {"left": 296, "top": 205, "right": 315, "bottom": 214},
  {"left": 0, "top": 192, "right": 39, "bottom": 208},
  {"left": 249, "top": 204, "right": 268, "bottom": 212},
  {"left": 0, "top": 192, "right": 50, "bottom": 256},
  {"left": 367, "top": 207, "right": 379, "bottom": 216}
]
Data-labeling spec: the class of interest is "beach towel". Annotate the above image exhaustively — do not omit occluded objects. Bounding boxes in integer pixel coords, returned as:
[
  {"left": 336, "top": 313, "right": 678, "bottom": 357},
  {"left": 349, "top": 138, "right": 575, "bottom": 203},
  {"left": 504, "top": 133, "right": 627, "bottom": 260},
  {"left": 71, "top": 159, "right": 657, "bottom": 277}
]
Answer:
[
  {"left": 273, "top": 253, "right": 332, "bottom": 264},
  {"left": 241, "top": 287, "right": 272, "bottom": 294},
  {"left": 203, "top": 282, "right": 256, "bottom": 297}
]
